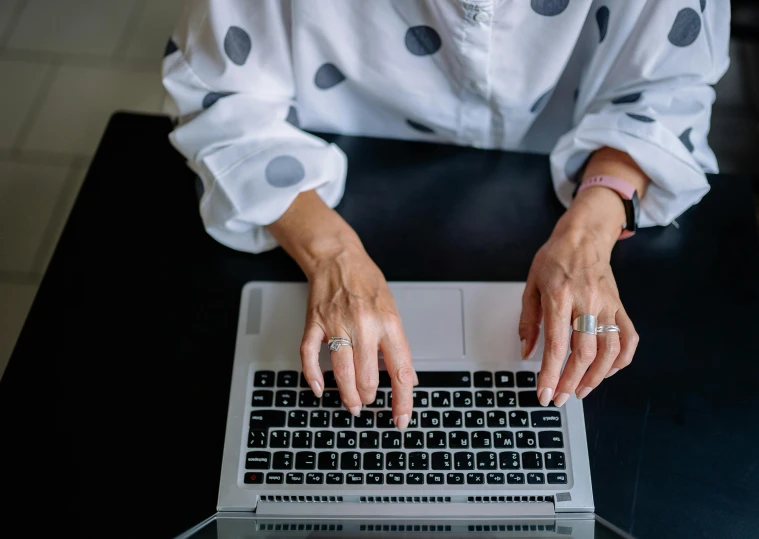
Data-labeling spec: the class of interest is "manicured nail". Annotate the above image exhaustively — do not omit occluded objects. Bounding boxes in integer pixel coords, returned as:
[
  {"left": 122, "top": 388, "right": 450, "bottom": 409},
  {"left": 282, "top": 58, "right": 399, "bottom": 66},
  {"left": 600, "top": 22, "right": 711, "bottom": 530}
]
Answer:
[
  {"left": 394, "top": 414, "right": 410, "bottom": 431},
  {"left": 538, "top": 387, "right": 553, "bottom": 407},
  {"left": 605, "top": 368, "right": 619, "bottom": 379},
  {"left": 576, "top": 386, "right": 592, "bottom": 400},
  {"left": 521, "top": 339, "right": 528, "bottom": 359},
  {"left": 310, "top": 380, "right": 323, "bottom": 398},
  {"left": 348, "top": 405, "right": 361, "bottom": 416},
  {"left": 554, "top": 392, "right": 570, "bottom": 407}
]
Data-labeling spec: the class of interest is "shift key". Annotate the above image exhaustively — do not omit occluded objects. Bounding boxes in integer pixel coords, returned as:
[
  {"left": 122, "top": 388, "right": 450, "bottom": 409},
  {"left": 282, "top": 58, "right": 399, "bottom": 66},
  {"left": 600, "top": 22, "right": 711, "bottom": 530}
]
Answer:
[{"left": 249, "top": 410, "right": 286, "bottom": 429}]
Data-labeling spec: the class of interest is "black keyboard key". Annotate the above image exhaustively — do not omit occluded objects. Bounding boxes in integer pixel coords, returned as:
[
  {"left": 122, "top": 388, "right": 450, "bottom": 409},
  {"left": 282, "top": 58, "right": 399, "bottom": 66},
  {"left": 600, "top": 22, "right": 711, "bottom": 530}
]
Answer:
[
  {"left": 427, "top": 431, "right": 447, "bottom": 449},
  {"left": 404, "top": 431, "right": 425, "bottom": 449},
  {"left": 307, "top": 410, "right": 328, "bottom": 428},
  {"left": 499, "top": 452, "right": 520, "bottom": 470},
  {"left": 386, "top": 452, "right": 406, "bottom": 470},
  {"left": 527, "top": 472, "right": 545, "bottom": 484},
  {"left": 476, "top": 451, "right": 498, "bottom": 470},
  {"left": 367, "top": 473, "right": 384, "bottom": 485},
  {"left": 413, "top": 391, "right": 429, "bottom": 407},
  {"left": 252, "top": 390, "right": 273, "bottom": 407},
  {"left": 431, "top": 391, "right": 451, "bottom": 407},
  {"left": 495, "top": 372, "right": 514, "bottom": 387},
  {"left": 318, "top": 451, "right": 339, "bottom": 470},
  {"left": 387, "top": 473, "right": 404, "bottom": 485},
  {"left": 269, "top": 430, "right": 290, "bottom": 448},
  {"left": 548, "top": 472, "right": 568, "bottom": 484},
  {"left": 427, "top": 473, "right": 445, "bottom": 484},
  {"left": 366, "top": 391, "right": 386, "bottom": 409},
  {"left": 487, "top": 472, "right": 505, "bottom": 484},
  {"left": 516, "top": 431, "right": 537, "bottom": 449},
  {"left": 442, "top": 411, "right": 463, "bottom": 428},
  {"left": 447, "top": 473, "right": 465, "bottom": 484},
  {"left": 407, "top": 472, "right": 424, "bottom": 485},
  {"left": 377, "top": 370, "right": 392, "bottom": 388},
  {"left": 532, "top": 411, "right": 562, "bottom": 428},
  {"left": 245, "top": 451, "right": 271, "bottom": 469},
  {"left": 408, "top": 452, "right": 429, "bottom": 470},
  {"left": 254, "top": 371, "right": 274, "bottom": 387},
  {"left": 244, "top": 471, "right": 263, "bottom": 484},
  {"left": 332, "top": 411, "right": 352, "bottom": 428},
  {"left": 272, "top": 451, "right": 293, "bottom": 470},
  {"left": 522, "top": 451, "right": 543, "bottom": 469},
  {"left": 449, "top": 431, "right": 469, "bottom": 449},
  {"left": 286, "top": 472, "right": 304, "bottom": 484},
  {"left": 453, "top": 391, "right": 473, "bottom": 407},
  {"left": 416, "top": 371, "right": 472, "bottom": 387},
  {"left": 307, "top": 472, "right": 324, "bottom": 484},
  {"left": 474, "top": 371, "right": 493, "bottom": 387},
  {"left": 454, "top": 452, "right": 474, "bottom": 470},
  {"left": 539, "top": 431, "right": 564, "bottom": 448},
  {"left": 364, "top": 452, "right": 384, "bottom": 470},
  {"left": 299, "top": 372, "right": 309, "bottom": 388},
  {"left": 314, "top": 431, "right": 335, "bottom": 449},
  {"left": 420, "top": 411, "right": 441, "bottom": 428},
  {"left": 275, "top": 390, "right": 296, "bottom": 407},
  {"left": 496, "top": 391, "right": 517, "bottom": 407},
  {"left": 507, "top": 473, "right": 525, "bottom": 484},
  {"left": 347, "top": 473, "right": 364, "bottom": 484},
  {"left": 471, "top": 431, "right": 492, "bottom": 449},
  {"left": 467, "top": 473, "right": 484, "bottom": 484},
  {"left": 518, "top": 390, "right": 555, "bottom": 408},
  {"left": 288, "top": 410, "right": 308, "bottom": 428},
  {"left": 475, "top": 391, "right": 495, "bottom": 408},
  {"left": 487, "top": 410, "right": 507, "bottom": 428},
  {"left": 431, "top": 452, "right": 452, "bottom": 470},
  {"left": 321, "top": 390, "right": 342, "bottom": 408},
  {"left": 266, "top": 472, "right": 284, "bottom": 484},
  {"left": 359, "top": 431, "right": 380, "bottom": 449},
  {"left": 376, "top": 411, "right": 394, "bottom": 428},
  {"left": 517, "top": 371, "right": 537, "bottom": 387},
  {"left": 248, "top": 429, "right": 267, "bottom": 448},
  {"left": 337, "top": 431, "right": 358, "bottom": 449},
  {"left": 291, "top": 430, "right": 312, "bottom": 448},
  {"left": 408, "top": 411, "right": 419, "bottom": 429},
  {"left": 326, "top": 472, "right": 344, "bottom": 484},
  {"left": 545, "top": 452, "right": 566, "bottom": 469},
  {"left": 382, "top": 431, "right": 402, "bottom": 449},
  {"left": 295, "top": 452, "right": 316, "bottom": 470},
  {"left": 250, "top": 410, "right": 286, "bottom": 429},
  {"left": 341, "top": 451, "right": 361, "bottom": 470},
  {"left": 465, "top": 411, "right": 485, "bottom": 428},
  {"left": 509, "top": 410, "right": 529, "bottom": 428},
  {"left": 299, "top": 390, "right": 320, "bottom": 408},
  {"left": 355, "top": 411, "right": 374, "bottom": 429},
  {"left": 323, "top": 371, "right": 338, "bottom": 388},
  {"left": 277, "top": 371, "right": 298, "bottom": 387},
  {"left": 493, "top": 431, "right": 515, "bottom": 449}
]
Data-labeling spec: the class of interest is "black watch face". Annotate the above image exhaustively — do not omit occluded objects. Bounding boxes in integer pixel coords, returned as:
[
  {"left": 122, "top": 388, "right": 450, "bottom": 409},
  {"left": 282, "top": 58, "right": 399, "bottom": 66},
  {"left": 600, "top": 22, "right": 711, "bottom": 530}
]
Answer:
[{"left": 627, "top": 190, "right": 640, "bottom": 233}]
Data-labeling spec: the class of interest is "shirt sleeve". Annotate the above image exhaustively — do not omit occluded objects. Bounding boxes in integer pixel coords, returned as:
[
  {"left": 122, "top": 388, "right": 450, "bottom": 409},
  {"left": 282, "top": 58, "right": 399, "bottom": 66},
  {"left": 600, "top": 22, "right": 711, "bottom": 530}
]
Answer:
[
  {"left": 161, "top": 0, "right": 347, "bottom": 253},
  {"left": 550, "top": 1, "right": 730, "bottom": 227}
]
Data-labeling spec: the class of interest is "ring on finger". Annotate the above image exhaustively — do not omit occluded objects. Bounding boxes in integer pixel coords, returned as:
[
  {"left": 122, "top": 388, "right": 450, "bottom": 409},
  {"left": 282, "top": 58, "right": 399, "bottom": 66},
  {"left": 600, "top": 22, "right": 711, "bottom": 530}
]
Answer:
[
  {"left": 572, "top": 314, "right": 597, "bottom": 335},
  {"left": 596, "top": 324, "right": 620, "bottom": 334},
  {"left": 328, "top": 337, "right": 353, "bottom": 352}
]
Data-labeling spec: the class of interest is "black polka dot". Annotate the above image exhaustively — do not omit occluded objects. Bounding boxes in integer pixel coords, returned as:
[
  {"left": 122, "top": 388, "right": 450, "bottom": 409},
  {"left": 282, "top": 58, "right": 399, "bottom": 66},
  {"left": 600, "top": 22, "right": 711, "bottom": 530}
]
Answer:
[
  {"left": 406, "top": 119, "right": 435, "bottom": 133},
  {"left": 531, "top": 0, "right": 570, "bottom": 16},
  {"left": 265, "top": 156, "right": 305, "bottom": 188},
  {"left": 565, "top": 151, "right": 590, "bottom": 182},
  {"left": 626, "top": 113, "right": 655, "bottom": 123},
  {"left": 668, "top": 8, "right": 701, "bottom": 47},
  {"left": 679, "top": 127, "right": 695, "bottom": 152},
  {"left": 314, "top": 63, "right": 346, "bottom": 89},
  {"left": 405, "top": 26, "right": 442, "bottom": 56},
  {"left": 612, "top": 92, "right": 642, "bottom": 105},
  {"left": 530, "top": 89, "right": 553, "bottom": 113},
  {"left": 202, "top": 92, "right": 234, "bottom": 109},
  {"left": 700, "top": 0, "right": 706, "bottom": 12},
  {"left": 286, "top": 106, "right": 300, "bottom": 128},
  {"left": 596, "top": 6, "right": 610, "bottom": 42},
  {"left": 164, "top": 38, "right": 178, "bottom": 57},
  {"left": 224, "top": 26, "right": 252, "bottom": 65}
]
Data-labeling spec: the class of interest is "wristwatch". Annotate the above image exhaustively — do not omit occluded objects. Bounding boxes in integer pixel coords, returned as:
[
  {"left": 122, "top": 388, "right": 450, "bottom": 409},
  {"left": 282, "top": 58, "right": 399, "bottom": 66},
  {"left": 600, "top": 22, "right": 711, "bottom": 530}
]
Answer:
[{"left": 576, "top": 174, "right": 639, "bottom": 239}]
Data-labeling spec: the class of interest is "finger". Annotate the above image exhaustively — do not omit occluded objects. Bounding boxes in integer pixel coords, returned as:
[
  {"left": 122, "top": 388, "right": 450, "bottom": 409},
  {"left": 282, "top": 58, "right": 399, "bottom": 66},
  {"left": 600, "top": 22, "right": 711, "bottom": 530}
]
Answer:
[
  {"left": 330, "top": 330, "right": 362, "bottom": 416},
  {"left": 607, "top": 308, "right": 639, "bottom": 378},
  {"left": 380, "top": 323, "right": 414, "bottom": 430},
  {"left": 554, "top": 309, "right": 599, "bottom": 407},
  {"left": 353, "top": 327, "right": 380, "bottom": 405},
  {"left": 300, "top": 323, "right": 325, "bottom": 397},
  {"left": 518, "top": 280, "right": 542, "bottom": 360},
  {"left": 575, "top": 308, "right": 621, "bottom": 399},
  {"left": 537, "top": 293, "right": 572, "bottom": 407}
]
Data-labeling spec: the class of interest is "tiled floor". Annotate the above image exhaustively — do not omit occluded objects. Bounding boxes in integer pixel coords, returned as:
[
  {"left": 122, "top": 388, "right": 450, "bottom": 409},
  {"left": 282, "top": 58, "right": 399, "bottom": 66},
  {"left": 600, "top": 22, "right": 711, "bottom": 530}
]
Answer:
[{"left": 0, "top": 1, "right": 757, "bottom": 381}]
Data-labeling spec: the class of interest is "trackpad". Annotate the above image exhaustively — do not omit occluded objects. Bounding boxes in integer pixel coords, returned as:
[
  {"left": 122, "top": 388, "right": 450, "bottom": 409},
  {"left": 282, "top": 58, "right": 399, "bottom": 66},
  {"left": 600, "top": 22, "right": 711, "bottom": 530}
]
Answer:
[{"left": 391, "top": 287, "right": 464, "bottom": 359}]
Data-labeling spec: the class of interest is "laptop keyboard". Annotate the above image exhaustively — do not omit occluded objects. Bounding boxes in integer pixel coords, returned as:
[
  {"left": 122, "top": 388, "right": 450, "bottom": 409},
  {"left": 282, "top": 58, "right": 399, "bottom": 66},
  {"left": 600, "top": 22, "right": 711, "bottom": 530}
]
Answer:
[{"left": 243, "top": 370, "right": 569, "bottom": 488}]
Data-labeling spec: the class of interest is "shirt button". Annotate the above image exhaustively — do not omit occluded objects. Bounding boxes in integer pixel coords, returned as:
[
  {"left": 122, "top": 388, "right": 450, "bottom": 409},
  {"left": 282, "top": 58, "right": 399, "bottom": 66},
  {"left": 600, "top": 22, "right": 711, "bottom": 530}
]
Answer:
[{"left": 474, "top": 11, "right": 491, "bottom": 23}]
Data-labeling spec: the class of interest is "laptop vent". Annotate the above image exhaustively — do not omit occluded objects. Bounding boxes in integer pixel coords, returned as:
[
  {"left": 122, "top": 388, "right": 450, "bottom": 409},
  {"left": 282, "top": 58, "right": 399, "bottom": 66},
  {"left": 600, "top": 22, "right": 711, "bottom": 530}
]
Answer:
[
  {"left": 359, "top": 496, "right": 451, "bottom": 503},
  {"left": 258, "top": 523, "right": 343, "bottom": 531},
  {"left": 259, "top": 495, "right": 343, "bottom": 503},
  {"left": 467, "top": 495, "right": 554, "bottom": 503},
  {"left": 360, "top": 524, "right": 452, "bottom": 532},
  {"left": 467, "top": 524, "right": 556, "bottom": 532}
]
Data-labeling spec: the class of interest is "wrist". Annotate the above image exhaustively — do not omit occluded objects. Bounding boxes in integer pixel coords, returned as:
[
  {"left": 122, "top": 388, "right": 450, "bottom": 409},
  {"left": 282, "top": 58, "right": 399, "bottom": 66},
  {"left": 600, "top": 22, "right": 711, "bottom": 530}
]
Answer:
[{"left": 558, "top": 187, "right": 626, "bottom": 253}]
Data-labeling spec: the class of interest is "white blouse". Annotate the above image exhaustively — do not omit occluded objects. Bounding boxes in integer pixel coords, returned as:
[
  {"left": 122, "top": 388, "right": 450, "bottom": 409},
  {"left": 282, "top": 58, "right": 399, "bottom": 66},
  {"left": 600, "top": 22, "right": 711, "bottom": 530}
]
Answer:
[{"left": 162, "top": 0, "right": 730, "bottom": 253}]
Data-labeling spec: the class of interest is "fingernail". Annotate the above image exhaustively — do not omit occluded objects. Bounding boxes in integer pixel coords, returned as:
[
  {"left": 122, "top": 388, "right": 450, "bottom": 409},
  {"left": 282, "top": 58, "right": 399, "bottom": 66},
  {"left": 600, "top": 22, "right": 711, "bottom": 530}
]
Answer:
[
  {"left": 538, "top": 387, "right": 553, "bottom": 407},
  {"left": 520, "top": 339, "right": 528, "bottom": 360},
  {"left": 605, "top": 368, "right": 619, "bottom": 379},
  {"left": 413, "top": 370, "right": 419, "bottom": 386},
  {"left": 348, "top": 405, "right": 361, "bottom": 416},
  {"left": 576, "top": 386, "right": 593, "bottom": 400},
  {"left": 394, "top": 414, "right": 410, "bottom": 431},
  {"left": 554, "top": 392, "right": 570, "bottom": 407},
  {"left": 310, "top": 380, "right": 323, "bottom": 398}
]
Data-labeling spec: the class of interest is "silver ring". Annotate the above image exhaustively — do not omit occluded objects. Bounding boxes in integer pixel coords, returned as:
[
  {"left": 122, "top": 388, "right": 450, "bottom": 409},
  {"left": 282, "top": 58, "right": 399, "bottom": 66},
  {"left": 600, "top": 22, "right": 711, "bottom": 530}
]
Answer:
[
  {"left": 328, "top": 337, "right": 353, "bottom": 352},
  {"left": 572, "top": 314, "right": 597, "bottom": 335},
  {"left": 596, "top": 324, "right": 621, "bottom": 334}
]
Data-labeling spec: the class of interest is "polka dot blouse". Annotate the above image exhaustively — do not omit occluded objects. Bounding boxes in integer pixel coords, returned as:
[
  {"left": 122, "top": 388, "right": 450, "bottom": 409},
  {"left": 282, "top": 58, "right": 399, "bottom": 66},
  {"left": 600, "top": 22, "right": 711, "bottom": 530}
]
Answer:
[{"left": 162, "top": 0, "right": 729, "bottom": 254}]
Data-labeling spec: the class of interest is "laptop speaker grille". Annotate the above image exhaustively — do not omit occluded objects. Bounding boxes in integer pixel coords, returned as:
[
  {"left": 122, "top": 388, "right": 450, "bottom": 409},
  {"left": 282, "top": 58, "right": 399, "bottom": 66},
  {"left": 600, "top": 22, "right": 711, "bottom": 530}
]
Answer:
[
  {"left": 467, "top": 495, "right": 554, "bottom": 503},
  {"left": 359, "top": 496, "right": 451, "bottom": 503},
  {"left": 360, "top": 524, "right": 453, "bottom": 532},
  {"left": 258, "top": 523, "right": 343, "bottom": 531},
  {"left": 259, "top": 495, "right": 343, "bottom": 503}
]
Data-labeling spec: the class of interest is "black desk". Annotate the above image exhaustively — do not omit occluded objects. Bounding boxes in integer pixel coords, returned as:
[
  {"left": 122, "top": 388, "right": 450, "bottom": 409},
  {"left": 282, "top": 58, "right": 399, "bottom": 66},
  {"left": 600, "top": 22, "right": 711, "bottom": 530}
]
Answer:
[{"left": 1, "top": 113, "right": 758, "bottom": 539}]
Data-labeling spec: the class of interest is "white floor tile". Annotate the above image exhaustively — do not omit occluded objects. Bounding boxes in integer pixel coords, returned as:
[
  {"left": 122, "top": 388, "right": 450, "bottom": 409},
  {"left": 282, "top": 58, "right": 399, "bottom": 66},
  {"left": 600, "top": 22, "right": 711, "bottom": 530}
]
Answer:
[
  {"left": 6, "top": 0, "right": 137, "bottom": 57},
  {"left": 0, "top": 161, "right": 69, "bottom": 274},
  {"left": 0, "top": 60, "right": 50, "bottom": 149},
  {"left": 0, "top": 0, "right": 21, "bottom": 39},
  {"left": 124, "top": 0, "right": 188, "bottom": 61},
  {"left": 0, "top": 282, "right": 38, "bottom": 382},
  {"left": 21, "top": 65, "right": 164, "bottom": 155}
]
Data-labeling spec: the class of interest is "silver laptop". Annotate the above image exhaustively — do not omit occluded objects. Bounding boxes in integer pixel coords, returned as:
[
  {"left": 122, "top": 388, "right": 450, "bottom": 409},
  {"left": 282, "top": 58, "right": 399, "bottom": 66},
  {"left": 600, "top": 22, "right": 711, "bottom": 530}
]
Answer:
[{"left": 180, "top": 282, "right": 632, "bottom": 538}]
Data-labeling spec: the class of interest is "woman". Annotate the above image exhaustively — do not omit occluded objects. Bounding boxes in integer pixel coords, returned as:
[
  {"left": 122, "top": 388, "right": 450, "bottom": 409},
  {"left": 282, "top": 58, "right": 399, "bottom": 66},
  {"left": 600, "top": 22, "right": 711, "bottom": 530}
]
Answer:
[{"left": 163, "top": 0, "right": 729, "bottom": 430}]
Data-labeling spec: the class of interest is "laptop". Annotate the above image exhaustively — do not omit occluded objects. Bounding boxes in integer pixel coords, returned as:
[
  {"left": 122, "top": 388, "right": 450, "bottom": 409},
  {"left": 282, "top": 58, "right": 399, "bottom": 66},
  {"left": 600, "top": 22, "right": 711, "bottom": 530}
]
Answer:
[{"left": 176, "top": 282, "right": 633, "bottom": 538}]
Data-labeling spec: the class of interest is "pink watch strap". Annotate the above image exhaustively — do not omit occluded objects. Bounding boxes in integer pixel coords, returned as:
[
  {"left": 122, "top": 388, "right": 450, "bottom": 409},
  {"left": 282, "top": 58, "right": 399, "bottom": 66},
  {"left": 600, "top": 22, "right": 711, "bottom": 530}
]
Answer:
[{"left": 577, "top": 174, "right": 636, "bottom": 239}]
